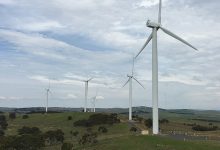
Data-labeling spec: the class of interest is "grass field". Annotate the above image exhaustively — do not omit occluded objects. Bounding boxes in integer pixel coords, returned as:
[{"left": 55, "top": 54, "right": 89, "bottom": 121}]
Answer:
[
  {"left": 81, "top": 135, "right": 220, "bottom": 150},
  {"left": 2, "top": 111, "right": 220, "bottom": 150}
]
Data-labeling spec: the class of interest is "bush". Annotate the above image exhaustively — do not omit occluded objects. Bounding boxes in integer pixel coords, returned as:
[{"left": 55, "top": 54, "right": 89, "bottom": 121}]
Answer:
[
  {"left": 44, "top": 129, "right": 64, "bottom": 145},
  {"left": 74, "top": 113, "right": 120, "bottom": 127},
  {"left": 160, "top": 119, "right": 169, "bottom": 124},
  {"left": 0, "top": 115, "right": 8, "bottom": 130},
  {"left": 61, "top": 142, "right": 73, "bottom": 150},
  {"left": 133, "top": 115, "right": 143, "bottom": 123},
  {"left": 144, "top": 119, "right": 152, "bottom": 128},
  {"left": 98, "top": 126, "right": 108, "bottom": 133},
  {"left": 9, "top": 112, "right": 16, "bottom": 120},
  {"left": 67, "top": 116, "right": 72, "bottom": 120},
  {"left": 22, "top": 115, "right": 29, "bottom": 119},
  {"left": 18, "top": 126, "right": 41, "bottom": 135},
  {"left": 192, "top": 125, "right": 218, "bottom": 131},
  {"left": 0, "top": 134, "right": 44, "bottom": 150},
  {"left": 0, "top": 130, "right": 4, "bottom": 136},
  {"left": 130, "top": 127, "right": 137, "bottom": 132},
  {"left": 70, "top": 131, "right": 79, "bottom": 137},
  {"left": 79, "top": 132, "right": 98, "bottom": 145}
]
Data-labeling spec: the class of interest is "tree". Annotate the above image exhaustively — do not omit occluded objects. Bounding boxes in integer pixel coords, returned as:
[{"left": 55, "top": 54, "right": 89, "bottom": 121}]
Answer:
[
  {"left": 18, "top": 126, "right": 41, "bottom": 135},
  {"left": 44, "top": 129, "right": 64, "bottom": 146},
  {"left": 22, "top": 115, "right": 29, "bottom": 119},
  {"left": 130, "top": 127, "right": 137, "bottom": 132},
  {"left": 159, "top": 119, "right": 169, "bottom": 124},
  {"left": 70, "top": 130, "right": 79, "bottom": 140},
  {"left": 0, "top": 130, "right": 4, "bottom": 136},
  {"left": 0, "top": 134, "right": 44, "bottom": 150},
  {"left": 192, "top": 125, "right": 218, "bottom": 131},
  {"left": 67, "top": 116, "right": 72, "bottom": 120},
  {"left": 79, "top": 132, "right": 98, "bottom": 145},
  {"left": 144, "top": 119, "right": 152, "bottom": 128},
  {"left": 74, "top": 113, "right": 120, "bottom": 127},
  {"left": 0, "top": 115, "right": 8, "bottom": 130},
  {"left": 98, "top": 126, "right": 108, "bottom": 133},
  {"left": 9, "top": 112, "right": 16, "bottom": 120}
]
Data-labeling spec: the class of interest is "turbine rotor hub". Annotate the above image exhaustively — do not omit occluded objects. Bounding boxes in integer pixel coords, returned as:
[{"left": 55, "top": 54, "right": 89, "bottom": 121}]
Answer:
[
  {"left": 127, "top": 74, "right": 132, "bottom": 78},
  {"left": 146, "top": 20, "right": 160, "bottom": 28}
]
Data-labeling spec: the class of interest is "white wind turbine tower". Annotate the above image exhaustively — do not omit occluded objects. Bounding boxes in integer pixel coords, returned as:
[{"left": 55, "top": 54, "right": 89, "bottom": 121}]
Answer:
[
  {"left": 83, "top": 78, "right": 93, "bottom": 112},
  {"left": 45, "top": 80, "right": 51, "bottom": 113},
  {"left": 123, "top": 57, "right": 145, "bottom": 121},
  {"left": 135, "top": 0, "right": 198, "bottom": 134}
]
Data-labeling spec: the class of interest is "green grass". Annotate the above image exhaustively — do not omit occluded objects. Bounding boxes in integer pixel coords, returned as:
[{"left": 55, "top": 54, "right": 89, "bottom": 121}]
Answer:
[{"left": 81, "top": 135, "right": 220, "bottom": 150}]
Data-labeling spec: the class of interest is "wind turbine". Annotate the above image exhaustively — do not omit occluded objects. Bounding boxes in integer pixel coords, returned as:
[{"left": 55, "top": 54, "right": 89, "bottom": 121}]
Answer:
[
  {"left": 123, "top": 57, "right": 145, "bottom": 121},
  {"left": 83, "top": 78, "right": 93, "bottom": 112},
  {"left": 45, "top": 80, "right": 51, "bottom": 113},
  {"left": 135, "top": 0, "right": 198, "bottom": 134},
  {"left": 90, "top": 89, "right": 101, "bottom": 112}
]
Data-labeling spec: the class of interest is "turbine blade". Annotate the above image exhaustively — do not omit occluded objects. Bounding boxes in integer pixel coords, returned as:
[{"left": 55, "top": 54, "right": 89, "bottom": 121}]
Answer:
[
  {"left": 133, "top": 77, "right": 145, "bottom": 89},
  {"left": 131, "top": 56, "right": 135, "bottom": 76},
  {"left": 48, "top": 79, "right": 51, "bottom": 89},
  {"left": 158, "top": 0, "right": 162, "bottom": 24},
  {"left": 71, "top": 78, "right": 85, "bottom": 82},
  {"left": 87, "top": 77, "right": 93, "bottom": 82},
  {"left": 135, "top": 32, "right": 153, "bottom": 59},
  {"left": 160, "top": 27, "right": 198, "bottom": 51},
  {"left": 122, "top": 78, "right": 130, "bottom": 88}
]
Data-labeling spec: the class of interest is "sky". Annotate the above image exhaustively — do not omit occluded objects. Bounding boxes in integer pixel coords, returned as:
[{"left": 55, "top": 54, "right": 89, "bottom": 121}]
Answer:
[{"left": 0, "top": 0, "right": 220, "bottom": 110}]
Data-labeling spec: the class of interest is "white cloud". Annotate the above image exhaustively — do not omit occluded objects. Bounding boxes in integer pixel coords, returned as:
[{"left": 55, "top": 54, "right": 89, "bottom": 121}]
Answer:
[
  {"left": 96, "top": 95, "right": 104, "bottom": 100},
  {"left": 0, "top": 96, "right": 22, "bottom": 101},
  {"left": 137, "top": 0, "right": 169, "bottom": 7},
  {"left": 17, "top": 21, "right": 64, "bottom": 32},
  {"left": 0, "top": 0, "right": 16, "bottom": 5}
]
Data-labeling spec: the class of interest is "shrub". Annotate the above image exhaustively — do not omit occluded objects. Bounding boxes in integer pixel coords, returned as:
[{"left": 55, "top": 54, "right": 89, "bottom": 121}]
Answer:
[
  {"left": 44, "top": 129, "right": 64, "bottom": 145},
  {"left": 79, "top": 132, "right": 98, "bottom": 145},
  {"left": 9, "top": 112, "right": 16, "bottom": 120},
  {"left": 130, "top": 127, "right": 137, "bottom": 132},
  {"left": 67, "top": 116, "right": 72, "bottom": 120},
  {"left": 18, "top": 126, "right": 41, "bottom": 135},
  {"left": 192, "top": 125, "right": 218, "bottom": 131},
  {"left": 61, "top": 142, "right": 73, "bottom": 150},
  {"left": 159, "top": 119, "right": 169, "bottom": 124},
  {"left": 22, "top": 115, "right": 29, "bottom": 119},
  {"left": 0, "top": 115, "right": 6, "bottom": 121},
  {"left": 98, "top": 126, "right": 108, "bottom": 133},
  {"left": 144, "top": 119, "right": 152, "bottom": 128},
  {"left": 70, "top": 131, "right": 79, "bottom": 137},
  {"left": 0, "top": 130, "right": 4, "bottom": 136},
  {"left": 0, "top": 134, "right": 44, "bottom": 150},
  {"left": 133, "top": 115, "right": 143, "bottom": 123},
  {"left": 0, "top": 115, "right": 8, "bottom": 130},
  {"left": 74, "top": 113, "right": 120, "bottom": 127}
]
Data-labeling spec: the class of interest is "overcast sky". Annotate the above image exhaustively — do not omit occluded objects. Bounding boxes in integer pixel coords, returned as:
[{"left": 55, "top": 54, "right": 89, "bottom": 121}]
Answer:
[{"left": 0, "top": 0, "right": 219, "bottom": 110}]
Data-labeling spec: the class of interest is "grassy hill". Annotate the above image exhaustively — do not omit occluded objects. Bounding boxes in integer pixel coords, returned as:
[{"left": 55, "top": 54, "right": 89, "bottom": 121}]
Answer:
[{"left": 0, "top": 109, "right": 220, "bottom": 149}]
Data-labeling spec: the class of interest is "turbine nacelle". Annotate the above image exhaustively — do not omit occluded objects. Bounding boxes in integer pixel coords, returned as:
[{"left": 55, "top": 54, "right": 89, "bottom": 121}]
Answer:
[
  {"left": 146, "top": 20, "right": 160, "bottom": 28},
  {"left": 127, "top": 74, "right": 133, "bottom": 78}
]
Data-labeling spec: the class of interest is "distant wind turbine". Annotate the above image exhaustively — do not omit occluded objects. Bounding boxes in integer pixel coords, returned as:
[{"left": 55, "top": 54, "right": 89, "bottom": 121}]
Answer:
[
  {"left": 83, "top": 78, "right": 93, "bottom": 112},
  {"left": 90, "top": 89, "right": 102, "bottom": 112},
  {"left": 123, "top": 57, "right": 145, "bottom": 121},
  {"left": 65, "top": 75, "right": 101, "bottom": 112},
  {"left": 45, "top": 80, "right": 51, "bottom": 113},
  {"left": 135, "top": 0, "right": 198, "bottom": 134}
]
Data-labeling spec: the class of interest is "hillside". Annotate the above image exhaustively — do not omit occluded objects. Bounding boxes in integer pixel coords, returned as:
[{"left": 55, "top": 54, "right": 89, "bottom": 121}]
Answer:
[{"left": 0, "top": 110, "right": 220, "bottom": 149}]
